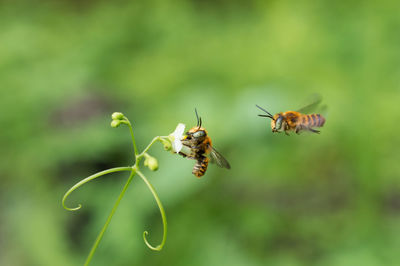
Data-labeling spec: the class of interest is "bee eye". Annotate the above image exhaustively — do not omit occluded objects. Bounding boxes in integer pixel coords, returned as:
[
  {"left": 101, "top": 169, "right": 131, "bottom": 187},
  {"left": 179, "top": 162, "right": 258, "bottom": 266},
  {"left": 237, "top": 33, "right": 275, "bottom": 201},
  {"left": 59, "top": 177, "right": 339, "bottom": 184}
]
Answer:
[
  {"left": 193, "top": 131, "right": 205, "bottom": 138},
  {"left": 276, "top": 117, "right": 283, "bottom": 129}
]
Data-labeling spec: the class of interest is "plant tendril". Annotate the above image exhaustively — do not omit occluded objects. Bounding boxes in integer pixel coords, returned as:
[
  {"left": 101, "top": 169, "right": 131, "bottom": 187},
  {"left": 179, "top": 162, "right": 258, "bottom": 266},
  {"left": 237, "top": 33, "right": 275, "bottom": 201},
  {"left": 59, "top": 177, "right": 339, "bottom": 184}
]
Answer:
[
  {"left": 63, "top": 113, "right": 173, "bottom": 265},
  {"left": 137, "top": 170, "right": 167, "bottom": 251},
  {"left": 62, "top": 167, "right": 132, "bottom": 211}
]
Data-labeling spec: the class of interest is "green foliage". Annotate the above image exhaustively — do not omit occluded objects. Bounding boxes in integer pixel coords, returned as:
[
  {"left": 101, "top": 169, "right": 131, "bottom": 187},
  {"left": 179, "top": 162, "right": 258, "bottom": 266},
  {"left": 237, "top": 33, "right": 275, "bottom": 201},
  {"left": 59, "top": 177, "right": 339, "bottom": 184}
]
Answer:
[{"left": 1, "top": 0, "right": 400, "bottom": 266}]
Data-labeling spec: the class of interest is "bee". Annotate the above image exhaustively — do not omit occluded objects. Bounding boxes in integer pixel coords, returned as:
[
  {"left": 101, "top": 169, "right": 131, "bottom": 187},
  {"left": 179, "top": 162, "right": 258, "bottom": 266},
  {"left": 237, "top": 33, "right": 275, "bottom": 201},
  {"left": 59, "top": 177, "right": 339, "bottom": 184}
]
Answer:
[
  {"left": 179, "top": 109, "right": 231, "bottom": 177},
  {"left": 256, "top": 99, "right": 326, "bottom": 135}
]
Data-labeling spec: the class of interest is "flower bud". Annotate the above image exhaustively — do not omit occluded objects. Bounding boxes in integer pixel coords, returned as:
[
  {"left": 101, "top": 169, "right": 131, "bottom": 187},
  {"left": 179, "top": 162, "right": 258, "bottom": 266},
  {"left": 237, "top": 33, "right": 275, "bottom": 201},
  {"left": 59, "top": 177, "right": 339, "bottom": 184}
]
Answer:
[
  {"left": 160, "top": 138, "right": 172, "bottom": 151},
  {"left": 111, "top": 112, "right": 124, "bottom": 120},
  {"left": 144, "top": 155, "right": 159, "bottom": 171},
  {"left": 111, "top": 120, "right": 121, "bottom": 128}
]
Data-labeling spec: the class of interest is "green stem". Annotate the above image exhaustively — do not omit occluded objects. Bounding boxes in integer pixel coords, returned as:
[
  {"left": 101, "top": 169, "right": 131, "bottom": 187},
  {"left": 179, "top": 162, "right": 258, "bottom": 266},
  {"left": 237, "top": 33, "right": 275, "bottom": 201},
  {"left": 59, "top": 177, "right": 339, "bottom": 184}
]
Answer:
[
  {"left": 62, "top": 167, "right": 133, "bottom": 211},
  {"left": 140, "top": 136, "right": 162, "bottom": 156},
  {"left": 124, "top": 118, "right": 139, "bottom": 157},
  {"left": 84, "top": 169, "right": 136, "bottom": 266},
  {"left": 136, "top": 170, "right": 167, "bottom": 251},
  {"left": 137, "top": 136, "right": 165, "bottom": 158}
]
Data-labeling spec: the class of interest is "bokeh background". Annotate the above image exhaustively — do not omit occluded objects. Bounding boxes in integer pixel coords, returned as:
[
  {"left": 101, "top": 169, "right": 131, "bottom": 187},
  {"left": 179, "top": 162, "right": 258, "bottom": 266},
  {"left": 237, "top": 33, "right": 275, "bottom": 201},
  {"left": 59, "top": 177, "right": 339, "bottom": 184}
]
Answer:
[{"left": 1, "top": 1, "right": 400, "bottom": 265}]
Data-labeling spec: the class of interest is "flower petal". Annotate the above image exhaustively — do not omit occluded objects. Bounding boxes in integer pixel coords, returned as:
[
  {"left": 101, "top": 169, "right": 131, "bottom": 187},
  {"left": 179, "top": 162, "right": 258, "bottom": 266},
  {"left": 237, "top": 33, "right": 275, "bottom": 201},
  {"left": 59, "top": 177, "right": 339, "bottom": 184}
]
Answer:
[
  {"left": 173, "top": 123, "right": 185, "bottom": 138},
  {"left": 173, "top": 139, "right": 183, "bottom": 153},
  {"left": 171, "top": 123, "right": 185, "bottom": 153}
]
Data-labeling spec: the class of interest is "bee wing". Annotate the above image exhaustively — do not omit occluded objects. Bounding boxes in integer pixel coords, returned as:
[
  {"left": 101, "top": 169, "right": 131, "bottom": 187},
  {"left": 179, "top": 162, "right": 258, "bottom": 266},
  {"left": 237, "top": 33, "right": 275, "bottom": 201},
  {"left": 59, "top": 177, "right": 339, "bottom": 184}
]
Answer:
[
  {"left": 209, "top": 147, "right": 231, "bottom": 169},
  {"left": 296, "top": 94, "right": 323, "bottom": 114},
  {"left": 318, "top": 104, "right": 329, "bottom": 118}
]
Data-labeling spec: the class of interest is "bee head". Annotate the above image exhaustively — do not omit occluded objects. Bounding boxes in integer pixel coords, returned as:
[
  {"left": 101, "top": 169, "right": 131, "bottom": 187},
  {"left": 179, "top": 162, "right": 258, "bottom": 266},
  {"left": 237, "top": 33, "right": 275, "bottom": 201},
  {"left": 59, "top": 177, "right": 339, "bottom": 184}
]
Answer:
[
  {"left": 183, "top": 108, "right": 208, "bottom": 141},
  {"left": 191, "top": 129, "right": 206, "bottom": 139},
  {"left": 271, "top": 114, "right": 283, "bottom": 132},
  {"left": 256, "top": 104, "right": 277, "bottom": 130},
  {"left": 184, "top": 127, "right": 208, "bottom": 144}
]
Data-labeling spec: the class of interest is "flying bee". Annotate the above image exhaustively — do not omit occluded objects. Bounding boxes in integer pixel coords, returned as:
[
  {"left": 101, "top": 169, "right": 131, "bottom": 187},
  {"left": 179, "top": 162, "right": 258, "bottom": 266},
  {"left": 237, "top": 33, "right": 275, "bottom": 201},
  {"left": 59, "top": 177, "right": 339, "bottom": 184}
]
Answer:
[
  {"left": 179, "top": 109, "right": 231, "bottom": 178},
  {"left": 256, "top": 98, "right": 326, "bottom": 135}
]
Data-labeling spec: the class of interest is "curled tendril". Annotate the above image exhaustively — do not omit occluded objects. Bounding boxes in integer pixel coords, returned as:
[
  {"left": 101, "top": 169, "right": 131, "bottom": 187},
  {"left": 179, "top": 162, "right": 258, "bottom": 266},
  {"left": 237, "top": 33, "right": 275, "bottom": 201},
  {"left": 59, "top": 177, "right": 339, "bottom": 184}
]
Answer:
[
  {"left": 137, "top": 170, "right": 167, "bottom": 251},
  {"left": 62, "top": 167, "right": 133, "bottom": 211},
  {"left": 63, "top": 112, "right": 172, "bottom": 265}
]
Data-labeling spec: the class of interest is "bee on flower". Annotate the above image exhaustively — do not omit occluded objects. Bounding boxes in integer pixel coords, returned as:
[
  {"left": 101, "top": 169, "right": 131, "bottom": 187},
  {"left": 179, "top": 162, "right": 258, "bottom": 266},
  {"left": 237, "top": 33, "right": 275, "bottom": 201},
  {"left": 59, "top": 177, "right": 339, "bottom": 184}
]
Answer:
[{"left": 169, "top": 110, "right": 230, "bottom": 178}]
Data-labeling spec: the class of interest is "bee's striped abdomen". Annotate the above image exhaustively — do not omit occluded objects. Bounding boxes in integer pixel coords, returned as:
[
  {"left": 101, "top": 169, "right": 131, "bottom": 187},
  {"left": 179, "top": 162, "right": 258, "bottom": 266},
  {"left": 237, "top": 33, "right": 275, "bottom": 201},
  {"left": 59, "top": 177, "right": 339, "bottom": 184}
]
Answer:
[
  {"left": 193, "top": 157, "right": 209, "bottom": 178},
  {"left": 316, "top": 114, "right": 325, "bottom": 127},
  {"left": 304, "top": 114, "right": 325, "bottom": 128}
]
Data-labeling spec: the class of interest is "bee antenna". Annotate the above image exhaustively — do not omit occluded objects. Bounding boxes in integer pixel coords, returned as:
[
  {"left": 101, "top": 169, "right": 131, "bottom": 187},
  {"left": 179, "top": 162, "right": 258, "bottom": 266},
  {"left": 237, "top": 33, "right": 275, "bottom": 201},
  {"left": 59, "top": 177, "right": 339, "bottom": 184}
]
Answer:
[
  {"left": 195, "top": 108, "right": 202, "bottom": 128},
  {"left": 255, "top": 104, "right": 274, "bottom": 119}
]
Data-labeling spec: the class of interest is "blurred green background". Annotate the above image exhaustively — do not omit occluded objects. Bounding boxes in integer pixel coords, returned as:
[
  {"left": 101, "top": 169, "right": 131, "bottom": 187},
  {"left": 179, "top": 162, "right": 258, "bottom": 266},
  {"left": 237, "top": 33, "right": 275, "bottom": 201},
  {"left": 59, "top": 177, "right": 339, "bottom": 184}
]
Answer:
[{"left": 1, "top": 0, "right": 400, "bottom": 265}]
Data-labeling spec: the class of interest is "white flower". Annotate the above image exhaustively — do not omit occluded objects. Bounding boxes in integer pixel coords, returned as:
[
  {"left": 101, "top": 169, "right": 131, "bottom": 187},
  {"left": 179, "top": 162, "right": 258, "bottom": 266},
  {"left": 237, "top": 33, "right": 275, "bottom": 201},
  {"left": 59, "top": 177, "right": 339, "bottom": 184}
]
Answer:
[{"left": 169, "top": 123, "right": 185, "bottom": 153}]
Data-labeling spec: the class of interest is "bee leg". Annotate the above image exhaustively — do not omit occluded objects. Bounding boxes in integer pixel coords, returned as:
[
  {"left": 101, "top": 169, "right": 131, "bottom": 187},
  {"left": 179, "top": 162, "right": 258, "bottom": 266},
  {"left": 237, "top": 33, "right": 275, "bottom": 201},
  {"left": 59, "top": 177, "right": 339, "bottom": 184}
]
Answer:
[
  {"left": 309, "top": 128, "right": 320, "bottom": 134},
  {"left": 184, "top": 154, "right": 198, "bottom": 160},
  {"left": 179, "top": 152, "right": 197, "bottom": 160},
  {"left": 283, "top": 122, "right": 290, "bottom": 135},
  {"left": 295, "top": 126, "right": 301, "bottom": 134}
]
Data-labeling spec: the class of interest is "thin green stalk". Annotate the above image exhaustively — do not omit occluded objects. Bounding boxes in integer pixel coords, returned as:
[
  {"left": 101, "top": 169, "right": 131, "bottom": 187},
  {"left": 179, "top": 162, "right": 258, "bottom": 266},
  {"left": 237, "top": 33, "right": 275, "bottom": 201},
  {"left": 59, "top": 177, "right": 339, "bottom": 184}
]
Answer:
[
  {"left": 137, "top": 170, "right": 167, "bottom": 251},
  {"left": 139, "top": 136, "right": 162, "bottom": 157},
  {"left": 124, "top": 118, "right": 139, "bottom": 156},
  {"left": 84, "top": 169, "right": 136, "bottom": 266},
  {"left": 137, "top": 136, "right": 168, "bottom": 161},
  {"left": 62, "top": 167, "right": 133, "bottom": 211}
]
